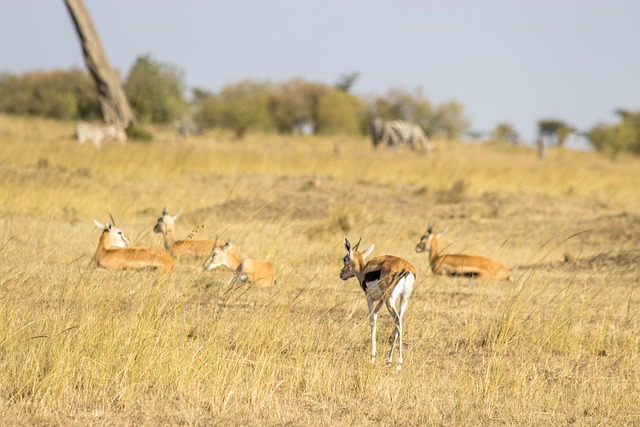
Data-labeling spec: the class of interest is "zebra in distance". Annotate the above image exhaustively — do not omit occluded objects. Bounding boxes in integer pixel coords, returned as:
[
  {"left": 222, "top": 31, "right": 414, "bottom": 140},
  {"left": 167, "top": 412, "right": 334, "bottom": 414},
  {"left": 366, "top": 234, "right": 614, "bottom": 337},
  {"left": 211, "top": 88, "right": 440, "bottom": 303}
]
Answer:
[
  {"left": 369, "top": 117, "right": 434, "bottom": 152},
  {"left": 75, "top": 122, "right": 127, "bottom": 150}
]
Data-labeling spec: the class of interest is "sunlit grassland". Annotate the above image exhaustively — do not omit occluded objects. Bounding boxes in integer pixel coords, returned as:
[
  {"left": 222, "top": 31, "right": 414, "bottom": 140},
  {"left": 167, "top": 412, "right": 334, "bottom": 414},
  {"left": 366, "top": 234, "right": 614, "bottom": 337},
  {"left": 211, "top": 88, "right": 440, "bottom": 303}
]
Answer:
[{"left": 0, "top": 115, "right": 639, "bottom": 425}]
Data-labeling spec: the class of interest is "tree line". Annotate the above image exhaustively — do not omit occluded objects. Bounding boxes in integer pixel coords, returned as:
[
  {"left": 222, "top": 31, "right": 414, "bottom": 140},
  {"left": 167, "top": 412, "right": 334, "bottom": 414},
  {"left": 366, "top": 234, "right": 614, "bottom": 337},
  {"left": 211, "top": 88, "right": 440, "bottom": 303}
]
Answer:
[
  {"left": 0, "top": 56, "right": 470, "bottom": 141},
  {"left": 1, "top": 55, "right": 638, "bottom": 155}
]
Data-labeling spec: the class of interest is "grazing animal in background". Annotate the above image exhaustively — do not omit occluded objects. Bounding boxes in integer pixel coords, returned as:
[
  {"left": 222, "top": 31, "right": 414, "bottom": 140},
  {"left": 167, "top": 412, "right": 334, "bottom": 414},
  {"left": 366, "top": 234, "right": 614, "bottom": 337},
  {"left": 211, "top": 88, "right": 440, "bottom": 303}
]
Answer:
[
  {"left": 75, "top": 122, "right": 127, "bottom": 150},
  {"left": 153, "top": 208, "right": 228, "bottom": 260},
  {"left": 93, "top": 218, "right": 175, "bottom": 272},
  {"left": 203, "top": 238, "right": 276, "bottom": 287},
  {"left": 369, "top": 117, "right": 434, "bottom": 152},
  {"left": 415, "top": 226, "right": 511, "bottom": 281},
  {"left": 174, "top": 115, "right": 201, "bottom": 141},
  {"left": 339, "top": 237, "right": 416, "bottom": 369}
]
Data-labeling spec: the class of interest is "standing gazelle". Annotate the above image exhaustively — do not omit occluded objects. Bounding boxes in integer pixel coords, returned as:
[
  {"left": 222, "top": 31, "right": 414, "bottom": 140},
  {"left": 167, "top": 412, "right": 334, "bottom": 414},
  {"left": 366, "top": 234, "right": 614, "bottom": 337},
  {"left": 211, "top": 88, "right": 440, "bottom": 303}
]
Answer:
[
  {"left": 93, "top": 218, "right": 175, "bottom": 272},
  {"left": 203, "top": 238, "right": 276, "bottom": 287},
  {"left": 340, "top": 237, "right": 416, "bottom": 369},
  {"left": 415, "top": 226, "right": 511, "bottom": 281}
]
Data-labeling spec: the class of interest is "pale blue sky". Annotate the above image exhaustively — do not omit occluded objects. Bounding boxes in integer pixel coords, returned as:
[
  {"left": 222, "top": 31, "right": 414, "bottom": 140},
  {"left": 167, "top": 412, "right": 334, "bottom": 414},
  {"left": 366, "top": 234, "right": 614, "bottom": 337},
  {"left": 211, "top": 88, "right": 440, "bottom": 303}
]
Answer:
[{"left": 1, "top": 1, "right": 639, "bottom": 144}]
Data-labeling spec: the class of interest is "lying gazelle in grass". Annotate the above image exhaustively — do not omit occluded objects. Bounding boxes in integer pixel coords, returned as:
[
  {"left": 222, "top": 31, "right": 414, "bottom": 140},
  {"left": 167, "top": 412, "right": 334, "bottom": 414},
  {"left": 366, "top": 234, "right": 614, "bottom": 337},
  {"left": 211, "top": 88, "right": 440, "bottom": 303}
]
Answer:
[
  {"left": 93, "top": 217, "right": 175, "bottom": 272},
  {"left": 415, "top": 226, "right": 511, "bottom": 281},
  {"left": 340, "top": 237, "right": 416, "bottom": 369},
  {"left": 153, "top": 208, "right": 226, "bottom": 260},
  {"left": 203, "top": 238, "right": 276, "bottom": 287}
]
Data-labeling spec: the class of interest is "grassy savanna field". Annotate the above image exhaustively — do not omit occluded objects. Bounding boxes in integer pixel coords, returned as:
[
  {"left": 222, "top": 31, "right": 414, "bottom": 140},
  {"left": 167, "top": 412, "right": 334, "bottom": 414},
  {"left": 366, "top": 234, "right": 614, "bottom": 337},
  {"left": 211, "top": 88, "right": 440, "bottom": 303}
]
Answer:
[{"left": 1, "top": 115, "right": 639, "bottom": 425}]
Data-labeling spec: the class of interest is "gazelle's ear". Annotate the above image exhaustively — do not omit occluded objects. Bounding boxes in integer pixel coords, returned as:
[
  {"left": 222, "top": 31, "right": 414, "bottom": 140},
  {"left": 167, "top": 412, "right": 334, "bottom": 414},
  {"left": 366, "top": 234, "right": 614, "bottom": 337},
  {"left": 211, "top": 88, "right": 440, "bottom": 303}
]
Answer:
[
  {"left": 93, "top": 219, "right": 105, "bottom": 229},
  {"left": 437, "top": 227, "right": 449, "bottom": 238},
  {"left": 344, "top": 237, "right": 352, "bottom": 255},
  {"left": 362, "top": 244, "right": 375, "bottom": 260},
  {"left": 173, "top": 210, "right": 182, "bottom": 220}
]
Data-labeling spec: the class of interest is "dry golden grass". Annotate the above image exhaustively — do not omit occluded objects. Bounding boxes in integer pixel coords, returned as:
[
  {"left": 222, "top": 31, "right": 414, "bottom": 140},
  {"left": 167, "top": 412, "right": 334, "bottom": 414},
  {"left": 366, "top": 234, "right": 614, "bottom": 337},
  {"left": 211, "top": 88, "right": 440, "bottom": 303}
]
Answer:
[{"left": 1, "top": 115, "right": 639, "bottom": 425}]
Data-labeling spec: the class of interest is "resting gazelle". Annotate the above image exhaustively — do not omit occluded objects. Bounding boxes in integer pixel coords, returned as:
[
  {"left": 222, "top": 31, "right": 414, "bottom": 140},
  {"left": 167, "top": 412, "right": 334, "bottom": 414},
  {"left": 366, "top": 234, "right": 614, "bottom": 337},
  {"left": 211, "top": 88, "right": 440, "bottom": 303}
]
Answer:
[
  {"left": 340, "top": 237, "right": 416, "bottom": 369},
  {"left": 93, "top": 218, "right": 175, "bottom": 272},
  {"left": 415, "top": 226, "right": 511, "bottom": 281},
  {"left": 203, "top": 238, "right": 276, "bottom": 287},
  {"left": 153, "top": 208, "right": 225, "bottom": 260}
]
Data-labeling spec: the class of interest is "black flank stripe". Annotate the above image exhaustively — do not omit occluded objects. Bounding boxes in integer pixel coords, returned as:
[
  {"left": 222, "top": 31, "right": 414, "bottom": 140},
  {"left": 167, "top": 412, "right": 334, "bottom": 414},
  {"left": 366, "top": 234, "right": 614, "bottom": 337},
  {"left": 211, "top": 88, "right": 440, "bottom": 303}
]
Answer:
[{"left": 361, "top": 270, "right": 382, "bottom": 292}]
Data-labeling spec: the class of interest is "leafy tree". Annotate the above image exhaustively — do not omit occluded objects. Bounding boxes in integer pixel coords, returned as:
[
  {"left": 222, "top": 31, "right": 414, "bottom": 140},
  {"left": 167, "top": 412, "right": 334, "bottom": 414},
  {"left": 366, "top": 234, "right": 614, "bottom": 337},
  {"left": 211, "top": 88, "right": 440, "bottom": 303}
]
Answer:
[
  {"left": 196, "top": 80, "right": 273, "bottom": 138},
  {"left": 367, "top": 87, "right": 433, "bottom": 134},
  {"left": 586, "top": 109, "right": 640, "bottom": 156},
  {"left": 268, "top": 78, "right": 327, "bottom": 134},
  {"left": 124, "top": 54, "right": 188, "bottom": 123},
  {"left": 537, "top": 119, "right": 573, "bottom": 146},
  {"left": 431, "top": 100, "right": 471, "bottom": 140},
  {"left": 536, "top": 118, "right": 574, "bottom": 158},
  {"left": 367, "top": 89, "right": 470, "bottom": 139},
  {"left": 490, "top": 122, "right": 519, "bottom": 144},
  {"left": 334, "top": 72, "right": 360, "bottom": 93},
  {"left": 0, "top": 69, "right": 100, "bottom": 120},
  {"left": 315, "top": 89, "right": 361, "bottom": 135}
]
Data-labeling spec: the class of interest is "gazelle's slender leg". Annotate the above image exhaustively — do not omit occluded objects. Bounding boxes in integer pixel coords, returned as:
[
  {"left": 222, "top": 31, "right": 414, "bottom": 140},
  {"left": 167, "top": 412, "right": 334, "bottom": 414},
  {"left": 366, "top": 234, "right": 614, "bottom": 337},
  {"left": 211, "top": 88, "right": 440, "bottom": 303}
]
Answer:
[
  {"left": 396, "top": 298, "right": 410, "bottom": 368},
  {"left": 386, "top": 306, "right": 400, "bottom": 366},
  {"left": 395, "top": 276, "right": 413, "bottom": 368},
  {"left": 368, "top": 298, "right": 385, "bottom": 363},
  {"left": 387, "top": 275, "right": 414, "bottom": 368}
]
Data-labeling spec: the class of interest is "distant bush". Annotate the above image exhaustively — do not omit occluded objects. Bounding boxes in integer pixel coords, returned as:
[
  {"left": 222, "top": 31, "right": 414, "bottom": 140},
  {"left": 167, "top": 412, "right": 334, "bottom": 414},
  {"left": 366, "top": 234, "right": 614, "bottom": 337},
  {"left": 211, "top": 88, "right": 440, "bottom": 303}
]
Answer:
[
  {"left": 195, "top": 80, "right": 274, "bottom": 138},
  {"left": 267, "top": 79, "right": 325, "bottom": 134},
  {"left": 315, "top": 89, "right": 361, "bottom": 135},
  {"left": 431, "top": 100, "right": 471, "bottom": 140},
  {"left": 490, "top": 122, "right": 520, "bottom": 144},
  {"left": 366, "top": 88, "right": 470, "bottom": 139},
  {"left": 0, "top": 65, "right": 474, "bottom": 141},
  {"left": 124, "top": 55, "right": 188, "bottom": 124},
  {"left": 0, "top": 69, "right": 100, "bottom": 120},
  {"left": 586, "top": 110, "right": 640, "bottom": 156},
  {"left": 125, "top": 122, "right": 153, "bottom": 142}
]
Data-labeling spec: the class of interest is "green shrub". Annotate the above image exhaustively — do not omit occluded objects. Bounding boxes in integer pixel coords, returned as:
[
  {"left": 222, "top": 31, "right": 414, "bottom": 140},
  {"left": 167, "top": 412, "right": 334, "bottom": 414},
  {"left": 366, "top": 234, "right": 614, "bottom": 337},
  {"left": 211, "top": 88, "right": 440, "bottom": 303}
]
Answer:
[
  {"left": 0, "top": 69, "right": 100, "bottom": 120},
  {"left": 315, "top": 89, "right": 361, "bottom": 135},
  {"left": 195, "top": 80, "right": 273, "bottom": 138},
  {"left": 125, "top": 122, "right": 154, "bottom": 142},
  {"left": 124, "top": 54, "right": 188, "bottom": 124}
]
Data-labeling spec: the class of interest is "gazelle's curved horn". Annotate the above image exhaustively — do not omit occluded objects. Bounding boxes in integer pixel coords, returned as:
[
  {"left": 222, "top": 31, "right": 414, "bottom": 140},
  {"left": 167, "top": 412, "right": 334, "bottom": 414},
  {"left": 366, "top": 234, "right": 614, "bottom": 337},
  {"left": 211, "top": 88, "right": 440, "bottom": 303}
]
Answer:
[
  {"left": 109, "top": 213, "right": 116, "bottom": 226},
  {"left": 162, "top": 207, "right": 168, "bottom": 216},
  {"left": 353, "top": 236, "right": 362, "bottom": 251}
]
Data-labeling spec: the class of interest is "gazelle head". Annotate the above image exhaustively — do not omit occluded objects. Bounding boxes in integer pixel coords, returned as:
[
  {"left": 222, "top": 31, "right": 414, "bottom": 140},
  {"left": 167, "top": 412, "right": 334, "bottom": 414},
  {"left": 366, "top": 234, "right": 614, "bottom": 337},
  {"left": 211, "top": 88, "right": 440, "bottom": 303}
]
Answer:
[
  {"left": 153, "top": 207, "right": 181, "bottom": 235},
  {"left": 340, "top": 236, "right": 375, "bottom": 280},
  {"left": 93, "top": 217, "right": 131, "bottom": 248},
  {"left": 203, "top": 237, "right": 232, "bottom": 271},
  {"left": 415, "top": 225, "right": 448, "bottom": 253}
]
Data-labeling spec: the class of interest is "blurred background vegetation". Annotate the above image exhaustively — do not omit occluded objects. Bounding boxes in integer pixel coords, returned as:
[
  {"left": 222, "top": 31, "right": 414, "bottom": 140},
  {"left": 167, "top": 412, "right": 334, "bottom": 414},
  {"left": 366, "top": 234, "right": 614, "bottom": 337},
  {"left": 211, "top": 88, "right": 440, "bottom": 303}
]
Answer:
[{"left": 1, "top": 54, "right": 639, "bottom": 155}]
